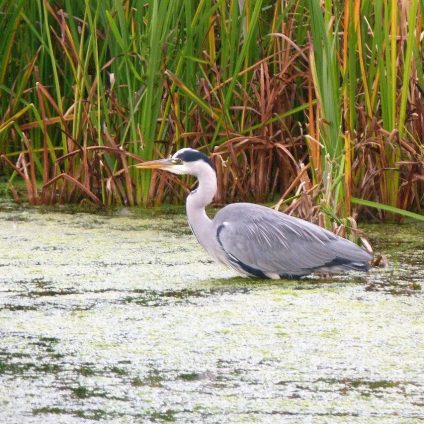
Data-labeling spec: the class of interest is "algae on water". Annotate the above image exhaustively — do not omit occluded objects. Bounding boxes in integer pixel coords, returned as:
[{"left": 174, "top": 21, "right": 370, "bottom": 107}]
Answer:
[{"left": 0, "top": 204, "right": 423, "bottom": 423}]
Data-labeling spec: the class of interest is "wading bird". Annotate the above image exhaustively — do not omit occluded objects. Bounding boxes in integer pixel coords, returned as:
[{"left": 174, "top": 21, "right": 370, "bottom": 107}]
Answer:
[{"left": 137, "top": 148, "right": 372, "bottom": 279}]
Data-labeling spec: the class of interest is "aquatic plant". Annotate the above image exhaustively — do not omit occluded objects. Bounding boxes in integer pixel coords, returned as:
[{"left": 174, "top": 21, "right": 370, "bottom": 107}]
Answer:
[{"left": 0, "top": 0, "right": 423, "bottom": 223}]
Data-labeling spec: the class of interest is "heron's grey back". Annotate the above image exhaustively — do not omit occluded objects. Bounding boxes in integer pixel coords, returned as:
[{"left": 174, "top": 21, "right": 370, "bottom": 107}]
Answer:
[{"left": 213, "top": 203, "right": 372, "bottom": 277}]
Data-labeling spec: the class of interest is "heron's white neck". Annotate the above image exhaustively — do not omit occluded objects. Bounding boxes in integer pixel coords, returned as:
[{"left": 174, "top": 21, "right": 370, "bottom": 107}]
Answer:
[{"left": 185, "top": 163, "right": 217, "bottom": 245}]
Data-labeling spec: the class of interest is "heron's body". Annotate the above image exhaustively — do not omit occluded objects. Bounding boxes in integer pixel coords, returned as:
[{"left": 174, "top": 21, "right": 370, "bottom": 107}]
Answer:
[{"left": 137, "top": 148, "right": 372, "bottom": 279}]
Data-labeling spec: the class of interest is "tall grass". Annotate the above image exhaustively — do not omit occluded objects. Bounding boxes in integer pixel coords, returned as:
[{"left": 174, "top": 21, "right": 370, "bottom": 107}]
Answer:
[
  {"left": 0, "top": 0, "right": 423, "bottom": 223},
  {"left": 305, "top": 0, "right": 424, "bottom": 221}
]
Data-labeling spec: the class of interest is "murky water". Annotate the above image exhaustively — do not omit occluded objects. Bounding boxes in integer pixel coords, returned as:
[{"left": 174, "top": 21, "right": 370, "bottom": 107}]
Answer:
[{"left": 0, "top": 202, "right": 423, "bottom": 423}]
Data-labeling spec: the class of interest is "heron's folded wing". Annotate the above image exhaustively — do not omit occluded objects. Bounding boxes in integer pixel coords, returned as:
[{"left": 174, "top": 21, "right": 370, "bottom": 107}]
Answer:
[{"left": 214, "top": 203, "right": 370, "bottom": 276}]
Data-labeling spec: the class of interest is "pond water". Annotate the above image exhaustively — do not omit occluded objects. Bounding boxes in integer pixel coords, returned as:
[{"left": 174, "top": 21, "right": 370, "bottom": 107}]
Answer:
[{"left": 0, "top": 202, "right": 423, "bottom": 423}]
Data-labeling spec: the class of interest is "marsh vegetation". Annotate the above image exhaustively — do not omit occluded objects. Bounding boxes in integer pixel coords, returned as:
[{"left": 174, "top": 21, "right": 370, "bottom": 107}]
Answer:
[{"left": 0, "top": 0, "right": 423, "bottom": 225}]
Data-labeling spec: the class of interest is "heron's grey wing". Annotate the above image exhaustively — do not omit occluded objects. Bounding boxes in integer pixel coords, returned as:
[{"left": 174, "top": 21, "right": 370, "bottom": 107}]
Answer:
[{"left": 213, "top": 203, "right": 372, "bottom": 277}]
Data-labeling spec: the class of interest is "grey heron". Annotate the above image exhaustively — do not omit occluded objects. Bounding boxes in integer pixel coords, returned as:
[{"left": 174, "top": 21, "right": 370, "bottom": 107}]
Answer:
[{"left": 137, "top": 148, "right": 372, "bottom": 279}]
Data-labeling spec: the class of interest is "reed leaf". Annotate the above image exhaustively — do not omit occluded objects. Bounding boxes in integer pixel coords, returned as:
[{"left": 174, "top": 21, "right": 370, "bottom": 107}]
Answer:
[{"left": 352, "top": 197, "right": 424, "bottom": 222}]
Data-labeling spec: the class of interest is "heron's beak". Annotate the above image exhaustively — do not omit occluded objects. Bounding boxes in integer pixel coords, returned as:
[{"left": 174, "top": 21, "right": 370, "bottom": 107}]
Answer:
[{"left": 135, "top": 158, "right": 174, "bottom": 170}]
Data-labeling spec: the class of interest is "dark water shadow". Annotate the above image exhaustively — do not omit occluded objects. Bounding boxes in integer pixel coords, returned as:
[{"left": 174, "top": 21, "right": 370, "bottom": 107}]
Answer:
[{"left": 198, "top": 273, "right": 370, "bottom": 292}]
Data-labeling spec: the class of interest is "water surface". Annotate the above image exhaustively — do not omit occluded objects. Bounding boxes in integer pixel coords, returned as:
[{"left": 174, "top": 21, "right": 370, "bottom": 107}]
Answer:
[{"left": 0, "top": 203, "right": 423, "bottom": 423}]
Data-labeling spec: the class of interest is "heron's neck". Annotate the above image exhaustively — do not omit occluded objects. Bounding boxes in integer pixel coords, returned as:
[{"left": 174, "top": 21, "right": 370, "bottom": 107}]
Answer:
[{"left": 186, "top": 165, "right": 217, "bottom": 241}]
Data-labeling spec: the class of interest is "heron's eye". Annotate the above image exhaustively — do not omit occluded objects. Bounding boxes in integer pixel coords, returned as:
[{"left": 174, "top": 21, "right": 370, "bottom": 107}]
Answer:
[{"left": 171, "top": 158, "right": 183, "bottom": 165}]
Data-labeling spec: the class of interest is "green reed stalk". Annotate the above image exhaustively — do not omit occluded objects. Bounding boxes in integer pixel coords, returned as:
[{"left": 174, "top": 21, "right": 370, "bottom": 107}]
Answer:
[
  {"left": 399, "top": 0, "right": 419, "bottom": 138},
  {"left": 307, "top": 0, "right": 346, "bottom": 215},
  {"left": 40, "top": 0, "right": 67, "bottom": 158}
]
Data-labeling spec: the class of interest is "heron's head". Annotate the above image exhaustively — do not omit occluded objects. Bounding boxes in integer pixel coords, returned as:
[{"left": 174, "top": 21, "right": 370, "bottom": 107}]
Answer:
[{"left": 136, "top": 148, "right": 215, "bottom": 177}]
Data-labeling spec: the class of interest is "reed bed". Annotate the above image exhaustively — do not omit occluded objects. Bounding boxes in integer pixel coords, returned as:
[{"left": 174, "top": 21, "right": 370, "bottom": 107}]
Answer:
[{"left": 0, "top": 0, "right": 423, "bottom": 224}]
